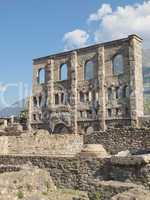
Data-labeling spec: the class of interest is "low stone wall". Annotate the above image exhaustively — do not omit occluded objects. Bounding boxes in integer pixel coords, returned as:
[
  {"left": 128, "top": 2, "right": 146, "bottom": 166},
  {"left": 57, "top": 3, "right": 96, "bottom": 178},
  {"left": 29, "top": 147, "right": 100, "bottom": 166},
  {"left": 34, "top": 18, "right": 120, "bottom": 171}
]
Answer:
[
  {"left": 84, "top": 128, "right": 150, "bottom": 154},
  {"left": 0, "top": 133, "right": 83, "bottom": 156},
  {"left": 0, "top": 155, "right": 149, "bottom": 200}
]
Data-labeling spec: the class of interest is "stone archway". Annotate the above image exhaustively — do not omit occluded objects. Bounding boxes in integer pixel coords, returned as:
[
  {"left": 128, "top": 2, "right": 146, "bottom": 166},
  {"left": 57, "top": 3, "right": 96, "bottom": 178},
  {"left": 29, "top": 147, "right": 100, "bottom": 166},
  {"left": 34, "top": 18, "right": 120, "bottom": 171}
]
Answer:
[{"left": 53, "top": 123, "right": 71, "bottom": 134}]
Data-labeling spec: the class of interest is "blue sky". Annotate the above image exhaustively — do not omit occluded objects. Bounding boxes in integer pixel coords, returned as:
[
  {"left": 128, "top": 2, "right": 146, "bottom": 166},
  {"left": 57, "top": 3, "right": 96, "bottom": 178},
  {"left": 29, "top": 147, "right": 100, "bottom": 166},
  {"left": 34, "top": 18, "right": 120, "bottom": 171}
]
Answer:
[{"left": 0, "top": 0, "right": 147, "bottom": 108}]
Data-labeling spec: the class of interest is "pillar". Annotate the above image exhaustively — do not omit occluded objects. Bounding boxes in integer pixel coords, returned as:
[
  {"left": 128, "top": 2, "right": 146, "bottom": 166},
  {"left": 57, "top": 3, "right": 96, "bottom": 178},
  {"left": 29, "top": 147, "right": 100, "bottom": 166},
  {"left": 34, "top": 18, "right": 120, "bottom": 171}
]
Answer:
[
  {"left": 46, "top": 59, "right": 54, "bottom": 131},
  {"left": 128, "top": 35, "right": 143, "bottom": 127},
  {"left": 70, "top": 51, "right": 78, "bottom": 134},
  {"left": 47, "top": 59, "right": 54, "bottom": 107},
  {"left": 97, "top": 47, "right": 106, "bottom": 130}
]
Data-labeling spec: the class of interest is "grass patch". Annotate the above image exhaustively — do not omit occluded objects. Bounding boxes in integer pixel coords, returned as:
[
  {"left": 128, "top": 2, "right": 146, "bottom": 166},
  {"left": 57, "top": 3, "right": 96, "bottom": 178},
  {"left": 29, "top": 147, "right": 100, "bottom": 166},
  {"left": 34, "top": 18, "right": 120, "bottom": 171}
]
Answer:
[{"left": 17, "top": 191, "right": 24, "bottom": 199}]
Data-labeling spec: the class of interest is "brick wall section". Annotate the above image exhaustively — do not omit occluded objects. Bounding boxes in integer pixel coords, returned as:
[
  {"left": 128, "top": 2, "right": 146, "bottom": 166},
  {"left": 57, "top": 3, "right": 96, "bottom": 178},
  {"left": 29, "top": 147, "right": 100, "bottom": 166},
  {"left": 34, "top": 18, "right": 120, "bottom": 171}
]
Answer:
[{"left": 84, "top": 128, "right": 150, "bottom": 154}]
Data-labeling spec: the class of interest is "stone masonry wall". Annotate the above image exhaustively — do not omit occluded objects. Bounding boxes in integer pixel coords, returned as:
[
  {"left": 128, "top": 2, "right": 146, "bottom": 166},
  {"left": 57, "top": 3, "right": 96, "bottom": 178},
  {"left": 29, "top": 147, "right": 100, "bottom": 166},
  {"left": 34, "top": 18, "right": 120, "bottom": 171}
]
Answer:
[
  {"left": 84, "top": 128, "right": 150, "bottom": 154},
  {"left": 0, "top": 155, "right": 150, "bottom": 200},
  {"left": 0, "top": 133, "right": 83, "bottom": 156}
]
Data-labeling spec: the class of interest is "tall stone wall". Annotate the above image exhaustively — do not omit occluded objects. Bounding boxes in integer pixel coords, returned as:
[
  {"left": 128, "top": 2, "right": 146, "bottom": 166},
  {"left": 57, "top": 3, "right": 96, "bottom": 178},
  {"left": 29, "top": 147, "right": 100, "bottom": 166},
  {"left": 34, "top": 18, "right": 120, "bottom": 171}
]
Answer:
[
  {"left": 0, "top": 133, "right": 83, "bottom": 156},
  {"left": 31, "top": 34, "right": 144, "bottom": 134},
  {"left": 84, "top": 128, "right": 150, "bottom": 154}
]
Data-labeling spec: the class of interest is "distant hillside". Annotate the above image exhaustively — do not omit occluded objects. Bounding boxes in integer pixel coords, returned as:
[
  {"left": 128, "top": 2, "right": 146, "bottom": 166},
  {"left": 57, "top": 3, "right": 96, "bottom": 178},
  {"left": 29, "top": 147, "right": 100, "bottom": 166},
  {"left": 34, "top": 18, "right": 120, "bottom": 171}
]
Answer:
[
  {"left": 143, "top": 49, "right": 150, "bottom": 67},
  {"left": 0, "top": 99, "right": 26, "bottom": 118},
  {"left": 143, "top": 49, "right": 150, "bottom": 96}
]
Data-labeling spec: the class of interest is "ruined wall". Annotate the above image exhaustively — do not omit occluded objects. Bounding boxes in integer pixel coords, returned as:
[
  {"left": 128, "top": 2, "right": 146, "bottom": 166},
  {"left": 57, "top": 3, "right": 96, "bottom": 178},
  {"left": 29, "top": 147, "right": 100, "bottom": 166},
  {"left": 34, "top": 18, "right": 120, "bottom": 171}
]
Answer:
[
  {"left": 84, "top": 128, "right": 150, "bottom": 154},
  {"left": 0, "top": 133, "right": 83, "bottom": 156},
  {"left": 1, "top": 127, "right": 150, "bottom": 156},
  {"left": 0, "top": 155, "right": 150, "bottom": 200},
  {"left": 30, "top": 34, "right": 144, "bottom": 133}
]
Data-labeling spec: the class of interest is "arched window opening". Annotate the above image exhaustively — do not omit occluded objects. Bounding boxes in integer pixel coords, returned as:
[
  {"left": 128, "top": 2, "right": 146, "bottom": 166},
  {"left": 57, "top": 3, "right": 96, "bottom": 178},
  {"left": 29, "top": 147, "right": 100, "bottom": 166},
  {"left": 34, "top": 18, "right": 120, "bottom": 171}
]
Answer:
[
  {"left": 79, "top": 92, "right": 84, "bottom": 102},
  {"left": 33, "top": 114, "right": 37, "bottom": 121},
  {"left": 66, "top": 94, "right": 70, "bottom": 104},
  {"left": 61, "top": 93, "right": 64, "bottom": 104},
  {"left": 79, "top": 111, "right": 83, "bottom": 118},
  {"left": 115, "top": 87, "right": 119, "bottom": 99},
  {"left": 116, "top": 108, "right": 119, "bottom": 116},
  {"left": 95, "top": 108, "right": 98, "bottom": 116},
  {"left": 125, "top": 107, "right": 129, "bottom": 116},
  {"left": 85, "top": 60, "right": 95, "bottom": 80},
  {"left": 38, "top": 68, "right": 45, "bottom": 84},
  {"left": 55, "top": 94, "right": 59, "bottom": 105},
  {"left": 33, "top": 97, "right": 37, "bottom": 107},
  {"left": 60, "top": 63, "right": 68, "bottom": 81},
  {"left": 122, "top": 85, "right": 128, "bottom": 98},
  {"left": 85, "top": 92, "right": 89, "bottom": 102},
  {"left": 44, "top": 90, "right": 48, "bottom": 107},
  {"left": 39, "top": 96, "right": 42, "bottom": 107},
  {"left": 108, "top": 88, "right": 112, "bottom": 100},
  {"left": 64, "top": 94, "right": 68, "bottom": 105},
  {"left": 108, "top": 109, "right": 112, "bottom": 118},
  {"left": 113, "top": 54, "right": 124, "bottom": 75},
  {"left": 87, "top": 110, "right": 92, "bottom": 118}
]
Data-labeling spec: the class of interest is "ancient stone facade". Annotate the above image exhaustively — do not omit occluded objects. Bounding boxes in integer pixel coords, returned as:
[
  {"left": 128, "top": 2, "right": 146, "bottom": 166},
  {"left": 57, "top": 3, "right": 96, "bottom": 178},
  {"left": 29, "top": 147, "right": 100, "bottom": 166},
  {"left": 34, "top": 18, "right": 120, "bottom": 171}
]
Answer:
[{"left": 30, "top": 34, "right": 144, "bottom": 133}]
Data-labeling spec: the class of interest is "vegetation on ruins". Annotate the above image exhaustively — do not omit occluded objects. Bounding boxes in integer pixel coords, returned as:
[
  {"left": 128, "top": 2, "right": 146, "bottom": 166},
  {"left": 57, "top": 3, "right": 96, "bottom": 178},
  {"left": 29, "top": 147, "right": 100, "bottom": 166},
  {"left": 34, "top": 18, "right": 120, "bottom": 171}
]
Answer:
[{"left": 16, "top": 191, "right": 24, "bottom": 199}]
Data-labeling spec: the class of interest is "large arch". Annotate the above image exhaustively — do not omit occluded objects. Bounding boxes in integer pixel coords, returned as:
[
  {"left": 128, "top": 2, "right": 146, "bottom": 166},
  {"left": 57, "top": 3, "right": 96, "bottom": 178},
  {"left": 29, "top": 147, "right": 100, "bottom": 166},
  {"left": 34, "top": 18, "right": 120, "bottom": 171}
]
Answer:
[
  {"left": 60, "top": 63, "right": 68, "bottom": 81},
  {"left": 38, "top": 68, "right": 45, "bottom": 84},
  {"left": 112, "top": 54, "right": 124, "bottom": 75},
  {"left": 53, "top": 123, "right": 71, "bottom": 134},
  {"left": 84, "top": 60, "right": 95, "bottom": 80}
]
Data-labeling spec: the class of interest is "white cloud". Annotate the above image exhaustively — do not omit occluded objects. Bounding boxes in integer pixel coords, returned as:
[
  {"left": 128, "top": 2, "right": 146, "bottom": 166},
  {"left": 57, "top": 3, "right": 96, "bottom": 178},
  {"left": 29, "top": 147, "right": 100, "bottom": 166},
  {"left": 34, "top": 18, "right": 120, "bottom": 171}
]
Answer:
[
  {"left": 63, "top": 29, "right": 89, "bottom": 50},
  {"left": 63, "top": 1, "right": 150, "bottom": 49},
  {"left": 88, "top": 1, "right": 150, "bottom": 46},
  {"left": 0, "top": 85, "right": 6, "bottom": 92},
  {"left": 88, "top": 4, "right": 112, "bottom": 22}
]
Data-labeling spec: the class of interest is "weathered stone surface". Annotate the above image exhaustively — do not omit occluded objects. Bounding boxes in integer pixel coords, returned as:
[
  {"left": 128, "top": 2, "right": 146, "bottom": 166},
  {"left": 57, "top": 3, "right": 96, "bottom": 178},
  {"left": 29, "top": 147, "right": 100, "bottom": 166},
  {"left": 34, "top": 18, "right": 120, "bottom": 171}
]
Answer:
[
  {"left": 30, "top": 35, "right": 144, "bottom": 133},
  {"left": 111, "top": 188, "right": 150, "bottom": 200},
  {"left": 0, "top": 133, "right": 83, "bottom": 156},
  {"left": 79, "top": 144, "right": 109, "bottom": 158},
  {"left": 0, "top": 166, "right": 89, "bottom": 200},
  {"left": 111, "top": 154, "right": 150, "bottom": 165},
  {"left": 89, "top": 180, "right": 140, "bottom": 200},
  {"left": 0, "top": 155, "right": 150, "bottom": 191},
  {"left": 34, "top": 129, "right": 50, "bottom": 137},
  {"left": 84, "top": 127, "right": 150, "bottom": 154}
]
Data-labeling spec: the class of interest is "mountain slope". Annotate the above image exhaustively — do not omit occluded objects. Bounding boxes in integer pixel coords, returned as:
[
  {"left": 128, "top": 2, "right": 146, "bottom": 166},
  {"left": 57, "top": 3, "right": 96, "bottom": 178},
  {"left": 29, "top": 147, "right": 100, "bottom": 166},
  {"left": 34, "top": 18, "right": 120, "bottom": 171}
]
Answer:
[
  {"left": 0, "top": 99, "right": 26, "bottom": 118},
  {"left": 143, "top": 49, "right": 150, "bottom": 96}
]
